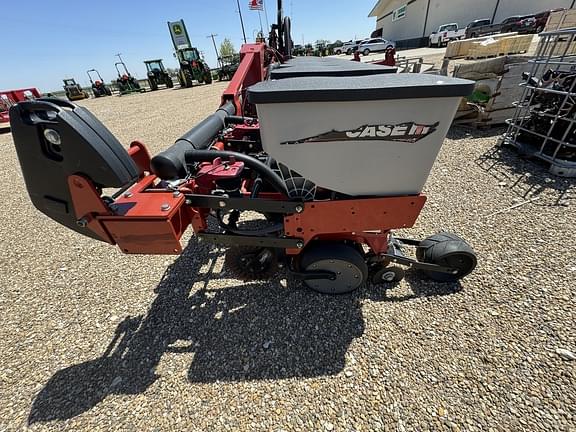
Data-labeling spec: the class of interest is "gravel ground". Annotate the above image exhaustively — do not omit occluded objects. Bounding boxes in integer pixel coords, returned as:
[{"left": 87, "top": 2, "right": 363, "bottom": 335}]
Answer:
[{"left": 0, "top": 83, "right": 575, "bottom": 432}]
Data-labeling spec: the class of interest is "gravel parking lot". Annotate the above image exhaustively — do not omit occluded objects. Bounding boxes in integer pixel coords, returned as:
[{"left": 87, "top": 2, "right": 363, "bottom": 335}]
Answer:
[{"left": 0, "top": 82, "right": 575, "bottom": 431}]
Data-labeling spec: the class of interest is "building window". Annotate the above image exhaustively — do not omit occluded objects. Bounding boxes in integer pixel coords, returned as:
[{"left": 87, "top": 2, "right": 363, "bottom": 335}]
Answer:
[{"left": 393, "top": 4, "right": 407, "bottom": 21}]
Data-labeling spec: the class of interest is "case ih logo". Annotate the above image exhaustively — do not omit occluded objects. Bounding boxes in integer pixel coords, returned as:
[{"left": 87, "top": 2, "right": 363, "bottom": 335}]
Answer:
[{"left": 281, "top": 122, "right": 439, "bottom": 145}]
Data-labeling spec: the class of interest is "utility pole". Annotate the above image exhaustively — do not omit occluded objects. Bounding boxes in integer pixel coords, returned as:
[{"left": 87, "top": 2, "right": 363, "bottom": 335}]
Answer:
[
  {"left": 236, "top": 0, "right": 247, "bottom": 44},
  {"left": 207, "top": 34, "right": 221, "bottom": 67},
  {"left": 491, "top": 0, "right": 501, "bottom": 24}
]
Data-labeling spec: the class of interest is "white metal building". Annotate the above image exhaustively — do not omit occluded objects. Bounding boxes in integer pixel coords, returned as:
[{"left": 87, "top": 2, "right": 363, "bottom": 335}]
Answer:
[{"left": 368, "top": 0, "right": 576, "bottom": 47}]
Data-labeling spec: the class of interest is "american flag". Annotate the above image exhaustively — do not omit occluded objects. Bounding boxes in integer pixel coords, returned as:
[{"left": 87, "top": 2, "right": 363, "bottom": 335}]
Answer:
[{"left": 248, "top": 0, "right": 263, "bottom": 10}]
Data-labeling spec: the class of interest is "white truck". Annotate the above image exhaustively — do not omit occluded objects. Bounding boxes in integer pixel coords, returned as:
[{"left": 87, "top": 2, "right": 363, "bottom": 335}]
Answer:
[{"left": 429, "top": 23, "right": 466, "bottom": 47}]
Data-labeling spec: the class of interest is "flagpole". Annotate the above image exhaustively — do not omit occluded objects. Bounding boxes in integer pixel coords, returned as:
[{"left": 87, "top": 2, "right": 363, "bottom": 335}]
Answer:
[
  {"left": 258, "top": 10, "right": 264, "bottom": 34},
  {"left": 236, "top": 0, "right": 247, "bottom": 44},
  {"left": 262, "top": 0, "right": 270, "bottom": 31}
]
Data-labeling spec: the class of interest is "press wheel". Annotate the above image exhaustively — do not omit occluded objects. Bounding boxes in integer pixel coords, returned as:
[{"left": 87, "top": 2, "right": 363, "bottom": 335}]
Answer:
[{"left": 416, "top": 232, "right": 477, "bottom": 282}]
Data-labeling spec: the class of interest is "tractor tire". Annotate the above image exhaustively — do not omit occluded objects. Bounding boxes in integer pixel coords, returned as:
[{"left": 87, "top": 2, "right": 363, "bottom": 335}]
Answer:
[
  {"left": 149, "top": 78, "right": 158, "bottom": 91},
  {"left": 183, "top": 69, "right": 194, "bottom": 88},
  {"left": 166, "top": 76, "right": 174, "bottom": 88},
  {"left": 204, "top": 73, "right": 212, "bottom": 84},
  {"left": 105, "top": 87, "right": 112, "bottom": 96},
  {"left": 416, "top": 232, "right": 477, "bottom": 282}
]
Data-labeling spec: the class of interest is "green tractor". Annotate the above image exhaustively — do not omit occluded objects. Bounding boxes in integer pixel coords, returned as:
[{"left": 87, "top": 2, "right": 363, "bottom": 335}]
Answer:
[
  {"left": 114, "top": 61, "right": 144, "bottom": 96},
  {"left": 144, "top": 59, "right": 174, "bottom": 91},
  {"left": 217, "top": 54, "right": 241, "bottom": 81},
  {"left": 176, "top": 47, "right": 212, "bottom": 88}
]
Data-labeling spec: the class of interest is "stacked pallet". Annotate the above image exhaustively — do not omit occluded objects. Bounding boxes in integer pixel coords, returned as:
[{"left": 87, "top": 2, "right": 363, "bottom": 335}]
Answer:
[
  {"left": 544, "top": 9, "right": 576, "bottom": 32},
  {"left": 445, "top": 33, "right": 517, "bottom": 59},
  {"left": 452, "top": 57, "right": 532, "bottom": 128},
  {"left": 466, "top": 34, "right": 533, "bottom": 59},
  {"left": 533, "top": 9, "right": 576, "bottom": 57}
]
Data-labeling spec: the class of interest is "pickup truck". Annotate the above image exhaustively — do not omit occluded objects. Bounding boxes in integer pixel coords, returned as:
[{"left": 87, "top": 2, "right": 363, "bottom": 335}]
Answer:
[
  {"left": 429, "top": 23, "right": 466, "bottom": 47},
  {"left": 464, "top": 16, "right": 528, "bottom": 39}
]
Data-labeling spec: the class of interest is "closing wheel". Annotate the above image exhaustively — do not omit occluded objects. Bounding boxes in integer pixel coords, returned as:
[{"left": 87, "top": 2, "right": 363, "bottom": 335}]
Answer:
[
  {"left": 372, "top": 266, "right": 405, "bottom": 284},
  {"left": 300, "top": 243, "right": 368, "bottom": 294},
  {"left": 416, "top": 233, "right": 477, "bottom": 282},
  {"left": 225, "top": 246, "right": 278, "bottom": 281}
]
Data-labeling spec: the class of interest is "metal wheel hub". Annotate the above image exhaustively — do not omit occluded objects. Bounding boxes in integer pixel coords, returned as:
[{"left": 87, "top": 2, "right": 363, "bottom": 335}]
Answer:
[
  {"left": 379, "top": 270, "right": 396, "bottom": 282},
  {"left": 304, "top": 259, "right": 364, "bottom": 294}
]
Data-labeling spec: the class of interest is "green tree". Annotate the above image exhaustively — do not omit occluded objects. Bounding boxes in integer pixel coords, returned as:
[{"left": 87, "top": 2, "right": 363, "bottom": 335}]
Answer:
[
  {"left": 220, "top": 38, "right": 236, "bottom": 57},
  {"left": 315, "top": 39, "right": 331, "bottom": 46}
]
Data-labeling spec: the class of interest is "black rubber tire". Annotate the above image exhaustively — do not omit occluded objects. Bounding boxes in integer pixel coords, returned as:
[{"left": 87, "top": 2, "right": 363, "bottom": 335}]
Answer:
[
  {"left": 166, "top": 77, "right": 174, "bottom": 88},
  {"left": 335, "top": 49, "right": 342, "bottom": 55},
  {"left": 204, "top": 72, "right": 212, "bottom": 84},
  {"left": 363, "top": 48, "right": 370, "bottom": 56},
  {"left": 416, "top": 233, "right": 477, "bottom": 282},
  {"left": 371, "top": 266, "right": 405, "bottom": 284},
  {"left": 149, "top": 78, "right": 158, "bottom": 91},
  {"left": 105, "top": 87, "right": 112, "bottom": 96},
  {"left": 346, "top": 49, "right": 352, "bottom": 55},
  {"left": 300, "top": 243, "right": 368, "bottom": 295},
  {"left": 183, "top": 69, "right": 194, "bottom": 87}
]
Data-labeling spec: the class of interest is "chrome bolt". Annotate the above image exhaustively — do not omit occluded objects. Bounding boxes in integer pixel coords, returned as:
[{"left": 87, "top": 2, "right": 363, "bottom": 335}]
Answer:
[
  {"left": 161, "top": 203, "right": 171, "bottom": 211},
  {"left": 43, "top": 128, "right": 61, "bottom": 146},
  {"left": 124, "top": 192, "right": 133, "bottom": 198},
  {"left": 76, "top": 218, "right": 88, "bottom": 228},
  {"left": 295, "top": 205, "right": 304, "bottom": 213},
  {"left": 381, "top": 271, "right": 395, "bottom": 282},
  {"left": 173, "top": 191, "right": 181, "bottom": 198},
  {"left": 296, "top": 241, "right": 304, "bottom": 249},
  {"left": 219, "top": 201, "right": 227, "bottom": 208}
]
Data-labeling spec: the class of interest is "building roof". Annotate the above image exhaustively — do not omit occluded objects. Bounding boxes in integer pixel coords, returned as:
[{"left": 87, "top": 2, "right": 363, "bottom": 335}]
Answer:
[{"left": 368, "top": 0, "right": 395, "bottom": 18}]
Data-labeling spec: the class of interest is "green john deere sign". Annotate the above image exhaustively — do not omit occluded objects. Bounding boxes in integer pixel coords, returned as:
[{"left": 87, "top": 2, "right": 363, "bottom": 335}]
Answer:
[{"left": 168, "top": 20, "right": 191, "bottom": 50}]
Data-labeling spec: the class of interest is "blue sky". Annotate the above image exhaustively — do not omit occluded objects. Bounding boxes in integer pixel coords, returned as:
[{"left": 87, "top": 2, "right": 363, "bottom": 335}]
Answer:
[{"left": 3, "top": 0, "right": 378, "bottom": 92}]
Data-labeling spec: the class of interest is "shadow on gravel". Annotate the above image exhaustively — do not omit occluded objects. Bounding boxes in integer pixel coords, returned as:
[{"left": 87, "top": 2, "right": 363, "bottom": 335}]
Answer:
[
  {"left": 29, "top": 237, "right": 459, "bottom": 424},
  {"left": 476, "top": 144, "right": 576, "bottom": 207},
  {"left": 447, "top": 125, "right": 506, "bottom": 140}
]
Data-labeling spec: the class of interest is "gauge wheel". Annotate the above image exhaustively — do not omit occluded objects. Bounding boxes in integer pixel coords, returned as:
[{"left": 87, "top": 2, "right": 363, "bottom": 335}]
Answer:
[{"left": 300, "top": 243, "right": 368, "bottom": 294}]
